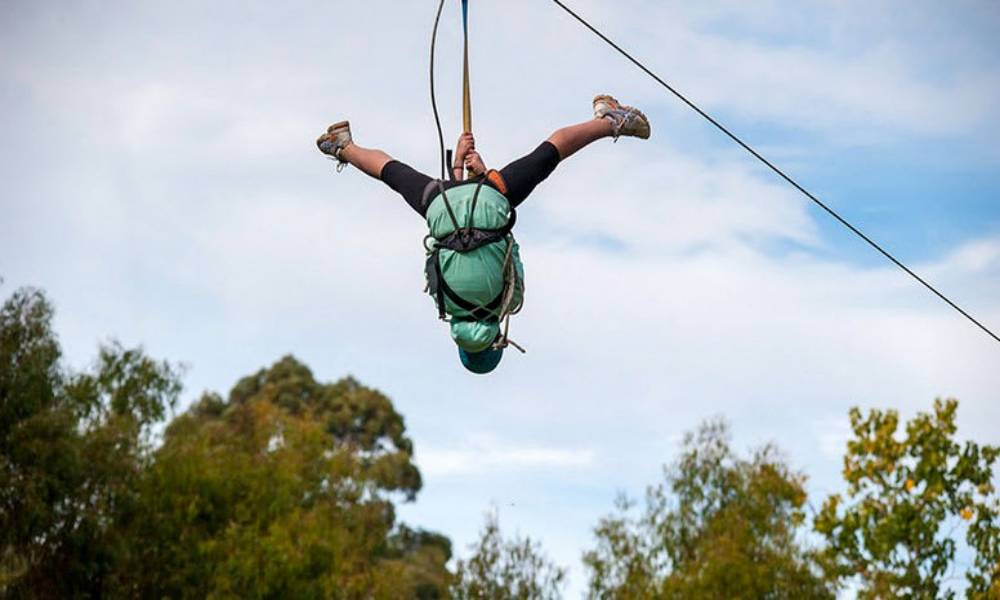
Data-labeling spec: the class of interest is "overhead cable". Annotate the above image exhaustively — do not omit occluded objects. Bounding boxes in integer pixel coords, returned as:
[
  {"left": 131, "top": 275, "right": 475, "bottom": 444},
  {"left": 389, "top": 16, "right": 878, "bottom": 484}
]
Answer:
[{"left": 551, "top": 0, "right": 999, "bottom": 345}]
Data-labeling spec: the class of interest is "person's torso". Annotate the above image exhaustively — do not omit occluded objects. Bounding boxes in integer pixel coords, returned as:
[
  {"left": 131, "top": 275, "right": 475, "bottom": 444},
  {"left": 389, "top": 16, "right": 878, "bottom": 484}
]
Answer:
[{"left": 424, "top": 181, "right": 524, "bottom": 319}]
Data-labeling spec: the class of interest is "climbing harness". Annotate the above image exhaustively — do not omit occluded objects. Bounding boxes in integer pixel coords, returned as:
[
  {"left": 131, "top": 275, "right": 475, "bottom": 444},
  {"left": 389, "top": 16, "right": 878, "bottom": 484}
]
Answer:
[{"left": 423, "top": 174, "right": 525, "bottom": 352}]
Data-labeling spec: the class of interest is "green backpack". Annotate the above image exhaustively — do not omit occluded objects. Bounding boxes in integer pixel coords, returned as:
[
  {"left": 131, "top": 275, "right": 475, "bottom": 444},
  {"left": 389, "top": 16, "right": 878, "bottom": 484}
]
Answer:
[{"left": 423, "top": 178, "right": 524, "bottom": 353}]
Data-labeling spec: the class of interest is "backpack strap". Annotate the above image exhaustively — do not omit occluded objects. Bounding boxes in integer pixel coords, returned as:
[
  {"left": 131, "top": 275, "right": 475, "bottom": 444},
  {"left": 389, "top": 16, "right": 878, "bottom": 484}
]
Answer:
[
  {"left": 432, "top": 172, "right": 517, "bottom": 252},
  {"left": 435, "top": 180, "right": 463, "bottom": 234},
  {"left": 464, "top": 176, "right": 488, "bottom": 234},
  {"left": 424, "top": 249, "right": 448, "bottom": 320}
]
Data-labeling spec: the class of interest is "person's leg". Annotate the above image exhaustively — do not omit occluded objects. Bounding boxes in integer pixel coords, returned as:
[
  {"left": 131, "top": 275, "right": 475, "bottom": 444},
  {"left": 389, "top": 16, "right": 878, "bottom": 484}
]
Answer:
[
  {"left": 339, "top": 143, "right": 393, "bottom": 179},
  {"left": 496, "top": 142, "right": 562, "bottom": 207},
  {"left": 497, "top": 96, "right": 651, "bottom": 206},
  {"left": 545, "top": 118, "right": 614, "bottom": 161},
  {"left": 496, "top": 119, "right": 612, "bottom": 207},
  {"left": 378, "top": 159, "right": 436, "bottom": 217},
  {"left": 329, "top": 140, "right": 434, "bottom": 217},
  {"left": 550, "top": 95, "right": 650, "bottom": 159},
  {"left": 318, "top": 121, "right": 436, "bottom": 216}
]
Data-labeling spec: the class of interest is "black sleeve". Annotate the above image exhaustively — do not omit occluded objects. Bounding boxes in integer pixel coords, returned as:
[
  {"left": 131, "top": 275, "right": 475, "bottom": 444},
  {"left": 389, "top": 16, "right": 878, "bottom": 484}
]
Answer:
[
  {"left": 380, "top": 160, "right": 435, "bottom": 217},
  {"left": 497, "top": 141, "right": 561, "bottom": 207}
]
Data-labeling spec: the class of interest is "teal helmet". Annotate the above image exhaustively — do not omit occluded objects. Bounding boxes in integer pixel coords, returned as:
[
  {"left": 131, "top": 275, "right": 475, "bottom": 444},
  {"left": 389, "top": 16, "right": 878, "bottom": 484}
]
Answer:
[
  {"left": 451, "top": 320, "right": 502, "bottom": 374},
  {"left": 458, "top": 346, "right": 504, "bottom": 374}
]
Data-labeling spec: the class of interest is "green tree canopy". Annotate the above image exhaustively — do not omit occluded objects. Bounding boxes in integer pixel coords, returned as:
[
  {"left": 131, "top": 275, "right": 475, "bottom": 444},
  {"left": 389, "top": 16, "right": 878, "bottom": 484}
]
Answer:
[
  {"left": 121, "top": 356, "right": 450, "bottom": 598},
  {"left": 814, "top": 399, "right": 1000, "bottom": 599},
  {"left": 1, "top": 287, "right": 450, "bottom": 598},
  {"left": 1, "top": 288, "right": 182, "bottom": 595},
  {"left": 7, "top": 285, "right": 997, "bottom": 599},
  {"left": 452, "top": 510, "right": 566, "bottom": 600},
  {"left": 584, "top": 419, "right": 833, "bottom": 600}
]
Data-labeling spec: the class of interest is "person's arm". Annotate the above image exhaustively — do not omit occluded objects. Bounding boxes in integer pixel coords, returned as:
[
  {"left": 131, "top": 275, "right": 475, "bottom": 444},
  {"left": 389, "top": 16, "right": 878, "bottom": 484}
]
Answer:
[
  {"left": 464, "top": 150, "right": 487, "bottom": 177},
  {"left": 453, "top": 133, "right": 488, "bottom": 179},
  {"left": 454, "top": 133, "right": 474, "bottom": 180}
]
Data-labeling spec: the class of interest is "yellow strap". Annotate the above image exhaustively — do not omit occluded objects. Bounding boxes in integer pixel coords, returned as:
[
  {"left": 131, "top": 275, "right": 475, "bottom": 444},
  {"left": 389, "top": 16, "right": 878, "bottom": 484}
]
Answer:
[
  {"left": 462, "top": 26, "right": 472, "bottom": 133},
  {"left": 462, "top": 5, "right": 472, "bottom": 133},
  {"left": 460, "top": 0, "right": 473, "bottom": 180}
]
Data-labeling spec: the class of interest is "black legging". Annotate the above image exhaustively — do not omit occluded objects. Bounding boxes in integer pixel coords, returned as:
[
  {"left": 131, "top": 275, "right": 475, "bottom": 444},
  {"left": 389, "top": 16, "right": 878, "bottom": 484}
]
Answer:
[{"left": 379, "top": 141, "right": 561, "bottom": 217}]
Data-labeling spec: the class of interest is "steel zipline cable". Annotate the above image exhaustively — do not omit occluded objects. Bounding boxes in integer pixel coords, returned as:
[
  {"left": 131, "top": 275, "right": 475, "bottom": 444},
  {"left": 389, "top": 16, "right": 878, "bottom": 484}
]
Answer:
[{"left": 551, "top": 0, "right": 999, "bottom": 346}]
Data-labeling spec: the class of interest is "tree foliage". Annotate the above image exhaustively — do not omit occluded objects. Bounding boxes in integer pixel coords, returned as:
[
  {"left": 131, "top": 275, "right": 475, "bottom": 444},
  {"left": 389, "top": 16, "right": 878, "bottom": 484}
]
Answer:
[
  {"left": 452, "top": 510, "right": 566, "bottom": 600},
  {"left": 1, "top": 288, "right": 181, "bottom": 596},
  {"left": 814, "top": 399, "right": 1000, "bottom": 599},
  {"left": 122, "top": 357, "right": 448, "bottom": 598},
  {"left": 4, "top": 286, "right": 999, "bottom": 599},
  {"left": 583, "top": 419, "right": 833, "bottom": 600},
  {"left": 0, "top": 287, "right": 449, "bottom": 598}
]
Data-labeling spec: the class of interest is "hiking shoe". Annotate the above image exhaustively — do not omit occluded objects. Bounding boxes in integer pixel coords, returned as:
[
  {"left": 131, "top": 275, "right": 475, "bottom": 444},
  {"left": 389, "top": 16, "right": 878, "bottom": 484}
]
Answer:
[
  {"left": 316, "top": 120, "right": 353, "bottom": 166},
  {"left": 593, "top": 94, "right": 650, "bottom": 140}
]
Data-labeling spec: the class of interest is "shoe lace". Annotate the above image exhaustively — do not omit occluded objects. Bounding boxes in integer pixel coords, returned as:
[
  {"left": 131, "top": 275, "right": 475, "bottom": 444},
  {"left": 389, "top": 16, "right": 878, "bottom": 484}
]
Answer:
[
  {"left": 609, "top": 108, "right": 640, "bottom": 143},
  {"left": 325, "top": 154, "right": 349, "bottom": 173},
  {"left": 599, "top": 112, "right": 622, "bottom": 142}
]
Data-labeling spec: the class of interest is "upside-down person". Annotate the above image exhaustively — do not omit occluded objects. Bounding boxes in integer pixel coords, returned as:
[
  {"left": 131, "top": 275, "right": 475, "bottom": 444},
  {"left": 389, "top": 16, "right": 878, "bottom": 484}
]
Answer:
[{"left": 316, "top": 95, "right": 650, "bottom": 374}]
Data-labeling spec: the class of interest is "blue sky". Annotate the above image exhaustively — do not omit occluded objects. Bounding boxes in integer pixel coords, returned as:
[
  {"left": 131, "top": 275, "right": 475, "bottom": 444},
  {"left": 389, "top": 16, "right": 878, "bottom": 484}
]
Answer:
[{"left": 2, "top": 1, "right": 999, "bottom": 596}]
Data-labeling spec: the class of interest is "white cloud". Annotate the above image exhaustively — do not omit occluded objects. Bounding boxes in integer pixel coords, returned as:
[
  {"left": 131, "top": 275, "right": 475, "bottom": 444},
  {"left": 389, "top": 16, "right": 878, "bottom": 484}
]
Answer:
[
  {"left": 418, "top": 434, "right": 595, "bottom": 477},
  {"left": 928, "top": 238, "right": 1000, "bottom": 276},
  {"left": 535, "top": 142, "right": 819, "bottom": 253},
  {"left": 547, "top": 0, "right": 1000, "bottom": 141}
]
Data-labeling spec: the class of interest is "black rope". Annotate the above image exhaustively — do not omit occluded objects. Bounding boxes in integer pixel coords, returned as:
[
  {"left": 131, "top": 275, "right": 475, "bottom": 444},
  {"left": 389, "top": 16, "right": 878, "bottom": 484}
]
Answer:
[
  {"left": 551, "top": 0, "right": 999, "bottom": 346},
  {"left": 430, "top": 0, "right": 448, "bottom": 180}
]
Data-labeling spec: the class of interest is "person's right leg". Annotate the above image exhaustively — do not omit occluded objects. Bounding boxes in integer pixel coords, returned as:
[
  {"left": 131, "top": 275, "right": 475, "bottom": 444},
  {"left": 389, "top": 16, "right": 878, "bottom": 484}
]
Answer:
[{"left": 317, "top": 121, "right": 434, "bottom": 216}]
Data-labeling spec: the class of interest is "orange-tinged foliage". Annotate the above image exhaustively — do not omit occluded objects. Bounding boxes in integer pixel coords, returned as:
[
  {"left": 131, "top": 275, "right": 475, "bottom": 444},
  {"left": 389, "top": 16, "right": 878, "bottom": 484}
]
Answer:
[{"left": 815, "top": 399, "right": 1000, "bottom": 599}]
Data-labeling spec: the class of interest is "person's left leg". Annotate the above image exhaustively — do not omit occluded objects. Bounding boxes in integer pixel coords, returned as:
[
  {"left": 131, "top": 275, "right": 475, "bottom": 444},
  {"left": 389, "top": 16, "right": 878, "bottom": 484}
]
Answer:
[
  {"left": 497, "top": 120, "right": 613, "bottom": 207},
  {"left": 498, "top": 95, "right": 651, "bottom": 206},
  {"left": 546, "top": 118, "right": 614, "bottom": 160}
]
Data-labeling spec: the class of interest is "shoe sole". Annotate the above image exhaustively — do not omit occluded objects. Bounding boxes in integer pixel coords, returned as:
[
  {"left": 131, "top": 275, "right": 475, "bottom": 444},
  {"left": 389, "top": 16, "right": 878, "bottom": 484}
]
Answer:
[
  {"left": 624, "top": 107, "right": 651, "bottom": 139},
  {"left": 593, "top": 94, "right": 620, "bottom": 110},
  {"left": 327, "top": 120, "right": 350, "bottom": 134}
]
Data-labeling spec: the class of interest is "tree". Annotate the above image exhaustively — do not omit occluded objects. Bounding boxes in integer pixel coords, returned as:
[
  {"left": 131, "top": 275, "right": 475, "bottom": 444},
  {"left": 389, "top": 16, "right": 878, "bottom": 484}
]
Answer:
[
  {"left": 120, "top": 356, "right": 449, "bottom": 598},
  {"left": 452, "top": 510, "right": 566, "bottom": 600},
  {"left": 1, "top": 287, "right": 451, "bottom": 598},
  {"left": 0, "top": 288, "right": 182, "bottom": 596},
  {"left": 584, "top": 419, "right": 834, "bottom": 600},
  {"left": 814, "top": 399, "right": 1000, "bottom": 599}
]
